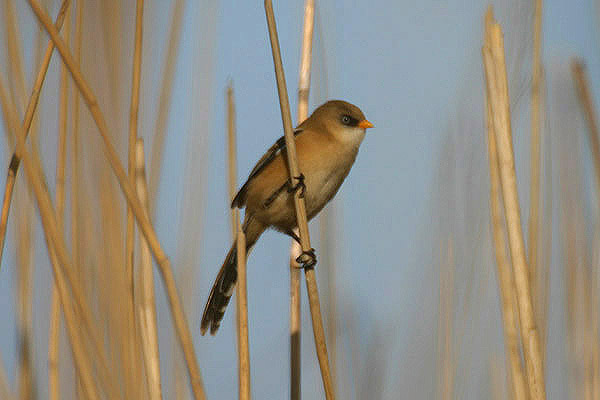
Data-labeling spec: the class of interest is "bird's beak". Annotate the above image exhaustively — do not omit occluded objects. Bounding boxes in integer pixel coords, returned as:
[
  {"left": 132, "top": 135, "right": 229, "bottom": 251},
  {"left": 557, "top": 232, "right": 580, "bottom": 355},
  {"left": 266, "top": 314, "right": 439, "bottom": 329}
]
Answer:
[{"left": 358, "top": 119, "right": 374, "bottom": 129}]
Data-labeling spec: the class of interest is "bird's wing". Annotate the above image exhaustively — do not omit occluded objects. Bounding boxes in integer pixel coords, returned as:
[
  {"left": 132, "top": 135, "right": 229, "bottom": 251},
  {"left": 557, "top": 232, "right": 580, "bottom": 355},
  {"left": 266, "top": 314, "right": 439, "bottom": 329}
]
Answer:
[{"left": 231, "top": 129, "right": 303, "bottom": 208}]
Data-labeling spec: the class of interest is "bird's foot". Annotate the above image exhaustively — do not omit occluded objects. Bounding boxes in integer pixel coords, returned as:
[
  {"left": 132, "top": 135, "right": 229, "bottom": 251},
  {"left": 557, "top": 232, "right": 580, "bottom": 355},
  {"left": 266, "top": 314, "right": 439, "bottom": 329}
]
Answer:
[
  {"left": 287, "top": 173, "right": 306, "bottom": 198},
  {"left": 295, "top": 248, "right": 317, "bottom": 269}
]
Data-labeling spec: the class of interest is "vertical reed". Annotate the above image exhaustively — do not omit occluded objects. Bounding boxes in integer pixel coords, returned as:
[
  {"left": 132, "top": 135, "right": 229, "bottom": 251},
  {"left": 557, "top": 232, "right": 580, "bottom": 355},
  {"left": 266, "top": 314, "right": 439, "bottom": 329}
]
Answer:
[
  {"left": 528, "top": 0, "right": 543, "bottom": 343},
  {"left": 0, "top": 0, "right": 71, "bottom": 269},
  {"left": 264, "top": 1, "right": 334, "bottom": 398},
  {"left": 25, "top": 3, "right": 206, "bottom": 398},
  {"left": 228, "top": 84, "right": 251, "bottom": 400},
  {"left": 125, "top": 1, "right": 146, "bottom": 397},
  {"left": 135, "top": 139, "right": 163, "bottom": 400},
  {"left": 571, "top": 58, "right": 600, "bottom": 400},
  {"left": 482, "top": 11, "right": 546, "bottom": 400},
  {"left": 49, "top": 6, "right": 72, "bottom": 398},
  {"left": 485, "top": 36, "right": 528, "bottom": 397},
  {"left": 291, "top": 1, "right": 315, "bottom": 398}
]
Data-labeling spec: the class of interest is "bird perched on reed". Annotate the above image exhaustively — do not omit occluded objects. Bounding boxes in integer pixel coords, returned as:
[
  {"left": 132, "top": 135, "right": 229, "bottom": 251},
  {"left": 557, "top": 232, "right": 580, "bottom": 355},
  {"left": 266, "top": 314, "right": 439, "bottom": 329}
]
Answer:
[{"left": 201, "top": 100, "right": 373, "bottom": 335}]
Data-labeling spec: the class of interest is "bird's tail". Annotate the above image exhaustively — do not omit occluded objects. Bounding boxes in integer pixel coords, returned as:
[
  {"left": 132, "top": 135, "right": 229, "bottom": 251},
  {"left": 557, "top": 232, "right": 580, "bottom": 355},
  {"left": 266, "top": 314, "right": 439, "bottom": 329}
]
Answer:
[{"left": 200, "top": 215, "right": 265, "bottom": 335}]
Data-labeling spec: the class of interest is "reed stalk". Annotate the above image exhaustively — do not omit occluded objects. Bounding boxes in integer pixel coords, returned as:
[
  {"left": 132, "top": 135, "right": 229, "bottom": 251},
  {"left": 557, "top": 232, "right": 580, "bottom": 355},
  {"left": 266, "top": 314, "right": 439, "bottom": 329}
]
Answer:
[
  {"left": 0, "top": 0, "right": 71, "bottom": 270},
  {"left": 26, "top": 2, "right": 206, "bottom": 397},
  {"left": 227, "top": 84, "right": 251, "bottom": 400},
  {"left": 148, "top": 0, "right": 185, "bottom": 213},
  {"left": 3, "top": 0, "right": 27, "bottom": 112},
  {"left": 484, "top": 29, "right": 528, "bottom": 396},
  {"left": 16, "top": 181, "right": 34, "bottom": 400},
  {"left": 528, "top": 0, "right": 543, "bottom": 338},
  {"left": 236, "top": 224, "right": 250, "bottom": 400},
  {"left": 135, "top": 138, "right": 163, "bottom": 400},
  {"left": 482, "top": 12, "right": 546, "bottom": 400},
  {"left": 291, "top": 3, "right": 315, "bottom": 399},
  {"left": 49, "top": 7, "right": 72, "bottom": 399},
  {"left": 0, "top": 73, "right": 102, "bottom": 400},
  {"left": 124, "top": 1, "right": 146, "bottom": 397},
  {"left": 572, "top": 61, "right": 600, "bottom": 207},
  {"left": 571, "top": 59, "right": 600, "bottom": 400},
  {"left": 264, "top": 1, "right": 334, "bottom": 398}
]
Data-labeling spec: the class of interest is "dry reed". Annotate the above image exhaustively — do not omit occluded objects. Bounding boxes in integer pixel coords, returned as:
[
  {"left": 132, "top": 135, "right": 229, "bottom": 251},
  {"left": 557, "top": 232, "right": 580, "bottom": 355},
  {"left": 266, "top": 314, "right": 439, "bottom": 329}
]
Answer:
[
  {"left": 228, "top": 84, "right": 251, "bottom": 400},
  {"left": 482, "top": 11, "right": 546, "bottom": 400},
  {"left": 148, "top": 0, "right": 186, "bottom": 213},
  {"left": 0, "top": 72, "right": 102, "bottom": 400},
  {"left": 291, "top": 1, "right": 315, "bottom": 399},
  {"left": 124, "top": 0, "right": 146, "bottom": 397},
  {"left": 135, "top": 138, "right": 163, "bottom": 400},
  {"left": 571, "top": 58, "right": 600, "bottom": 400},
  {"left": 49, "top": 5, "right": 72, "bottom": 398},
  {"left": 572, "top": 61, "right": 600, "bottom": 200},
  {"left": 528, "top": 0, "right": 543, "bottom": 341},
  {"left": 0, "top": 0, "right": 71, "bottom": 269},
  {"left": 264, "top": 1, "right": 334, "bottom": 398},
  {"left": 235, "top": 224, "right": 250, "bottom": 399},
  {"left": 26, "top": 2, "right": 206, "bottom": 398},
  {"left": 484, "top": 39, "right": 528, "bottom": 398}
]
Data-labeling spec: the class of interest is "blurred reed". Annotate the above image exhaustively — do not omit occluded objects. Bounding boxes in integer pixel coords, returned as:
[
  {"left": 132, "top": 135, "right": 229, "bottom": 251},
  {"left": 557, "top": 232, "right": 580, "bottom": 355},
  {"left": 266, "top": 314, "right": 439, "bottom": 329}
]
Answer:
[{"left": 483, "top": 11, "right": 546, "bottom": 399}]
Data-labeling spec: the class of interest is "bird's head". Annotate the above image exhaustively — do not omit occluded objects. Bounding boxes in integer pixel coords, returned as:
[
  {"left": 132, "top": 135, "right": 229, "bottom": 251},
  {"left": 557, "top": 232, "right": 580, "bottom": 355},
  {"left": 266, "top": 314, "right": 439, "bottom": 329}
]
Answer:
[{"left": 302, "top": 100, "right": 374, "bottom": 146}]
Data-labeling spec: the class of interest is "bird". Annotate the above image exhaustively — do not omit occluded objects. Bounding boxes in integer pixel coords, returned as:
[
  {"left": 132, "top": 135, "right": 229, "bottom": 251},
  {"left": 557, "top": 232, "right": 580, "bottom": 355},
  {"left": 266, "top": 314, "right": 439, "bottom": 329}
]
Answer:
[{"left": 201, "top": 100, "right": 373, "bottom": 335}]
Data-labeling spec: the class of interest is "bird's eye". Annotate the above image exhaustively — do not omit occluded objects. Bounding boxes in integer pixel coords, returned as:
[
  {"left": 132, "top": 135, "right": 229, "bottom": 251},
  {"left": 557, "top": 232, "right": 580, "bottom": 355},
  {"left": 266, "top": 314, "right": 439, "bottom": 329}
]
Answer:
[{"left": 341, "top": 115, "right": 351, "bottom": 125}]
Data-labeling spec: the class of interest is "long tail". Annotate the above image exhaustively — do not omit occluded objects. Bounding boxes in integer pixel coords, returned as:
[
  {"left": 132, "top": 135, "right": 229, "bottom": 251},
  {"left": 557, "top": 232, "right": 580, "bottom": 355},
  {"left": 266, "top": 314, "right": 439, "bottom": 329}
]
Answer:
[{"left": 200, "top": 215, "right": 265, "bottom": 335}]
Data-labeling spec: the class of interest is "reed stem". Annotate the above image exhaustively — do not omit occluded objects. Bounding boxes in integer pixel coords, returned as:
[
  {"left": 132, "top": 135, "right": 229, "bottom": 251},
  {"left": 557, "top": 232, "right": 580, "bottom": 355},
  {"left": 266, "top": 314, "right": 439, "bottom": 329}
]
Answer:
[
  {"left": 227, "top": 84, "right": 251, "bottom": 400},
  {"left": 124, "top": 1, "right": 145, "bottom": 397},
  {"left": 0, "top": 0, "right": 71, "bottom": 270},
  {"left": 49, "top": 6, "right": 72, "bottom": 398},
  {"left": 528, "top": 0, "right": 543, "bottom": 323},
  {"left": 135, "top": 139, "right": 163, "bottom": 400},
  {"left": 26, "top": 2, "right": 206, "bottom": 397},
  {"left": 482, "top": 14, "right": 546, "bottom": 400},
  {"left": 483, "top": 17, "right": 529, "bottom": 395},
  {"left": 264, "top": 1, "right": 334, "bottom": 398},
  {"left": 291, "top": 3, "right": 315, "bottom": 399}
]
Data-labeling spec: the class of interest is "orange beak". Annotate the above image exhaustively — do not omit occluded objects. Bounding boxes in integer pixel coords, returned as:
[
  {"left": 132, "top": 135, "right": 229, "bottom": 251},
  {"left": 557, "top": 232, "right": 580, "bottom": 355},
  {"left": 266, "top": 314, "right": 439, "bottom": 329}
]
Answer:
[{"left": 358, "top": 119, "right": 374, "bottom": 129}]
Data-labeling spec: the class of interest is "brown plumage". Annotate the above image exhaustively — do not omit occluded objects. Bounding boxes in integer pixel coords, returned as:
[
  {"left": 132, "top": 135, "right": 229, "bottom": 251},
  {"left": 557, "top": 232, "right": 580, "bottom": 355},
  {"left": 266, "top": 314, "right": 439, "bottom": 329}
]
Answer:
[{"left": 201, "top": 100, "right": 373, "bottom": 335}]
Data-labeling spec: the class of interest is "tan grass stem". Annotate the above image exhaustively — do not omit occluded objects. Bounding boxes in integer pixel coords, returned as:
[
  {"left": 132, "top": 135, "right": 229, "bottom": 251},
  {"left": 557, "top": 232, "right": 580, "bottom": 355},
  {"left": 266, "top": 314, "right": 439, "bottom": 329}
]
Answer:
[
  {"left": 236, "top": 224, "right": 250, "bottom": 399},
  {"left": 124, "top": 1, "right": 146, "bottom": 396},
  {"left": 3, "top": 0, "right": 28, "bottom": 112},
  {"left": 571, "top": 63, "right": 600, "bottom": 398},
  {"left": 482, "top": 13, "right": 546, "bottom": 400},
  {"left": 485, "top": 56, "right": 529, "bottom": 400},
  {"left": 148, "top": 0, "right": 185, "bottom": 213},
  {"left": 228, "top": 85, "right": 251, "bottom": 400},
  {"left": 0, "top": 0, "right": 71, "bottom": 270},
  {"left": 0, "top": 73, "right": 101, "bottom": 400},
  {"left": 49, "top": 8, "right": 72, "bottom": 398},
  {"left": 528, "top": 0, "right": 543, "bottom": 333},
  {"left": 291, "top": 2, "right": 315, "bottom": 398},
  {"left": 135, "top": 139, "right": 163, "bottom": 400},
  {"left": 26, "top": 2, "right": 206, "bottom": 397},
  {"left": 572, "top": 61, "right": 600, "bottom": 205},
  {"left": 264, "top": 1, "right": 334, "bottom": 398},
  {"left": 1, "top": 73, "right": 124, "bottom": 400}
]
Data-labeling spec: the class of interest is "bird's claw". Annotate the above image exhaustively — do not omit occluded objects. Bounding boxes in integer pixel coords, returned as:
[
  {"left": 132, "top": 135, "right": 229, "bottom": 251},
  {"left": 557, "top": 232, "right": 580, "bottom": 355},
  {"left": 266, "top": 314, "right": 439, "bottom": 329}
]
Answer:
[
  {"left": 295, "top": 248, "right": 317, "bottom": 269},
  {"left": 288, "top": 173, "right": 306, "bottom": 198}
]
